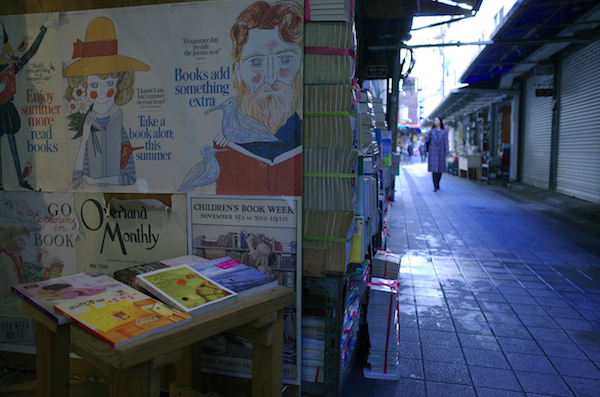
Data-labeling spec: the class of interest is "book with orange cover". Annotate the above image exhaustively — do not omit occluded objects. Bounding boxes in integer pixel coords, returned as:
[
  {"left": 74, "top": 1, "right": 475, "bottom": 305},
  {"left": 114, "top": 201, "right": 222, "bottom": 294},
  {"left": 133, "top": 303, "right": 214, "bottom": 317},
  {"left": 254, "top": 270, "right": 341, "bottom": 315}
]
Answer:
[{"left": 53, "top": 283, "right": 191, "bottom": 347}]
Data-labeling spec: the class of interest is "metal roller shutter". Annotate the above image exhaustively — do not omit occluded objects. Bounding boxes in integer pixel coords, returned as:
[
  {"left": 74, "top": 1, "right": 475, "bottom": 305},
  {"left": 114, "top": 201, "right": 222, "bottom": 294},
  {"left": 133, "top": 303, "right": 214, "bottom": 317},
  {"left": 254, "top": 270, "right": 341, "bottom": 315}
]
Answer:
[
  {"left": 557, "top": 41, "right": 600, "bottom": 204},
  {"left": 522, "top": 75, "right": 553, "bottom": 189}
]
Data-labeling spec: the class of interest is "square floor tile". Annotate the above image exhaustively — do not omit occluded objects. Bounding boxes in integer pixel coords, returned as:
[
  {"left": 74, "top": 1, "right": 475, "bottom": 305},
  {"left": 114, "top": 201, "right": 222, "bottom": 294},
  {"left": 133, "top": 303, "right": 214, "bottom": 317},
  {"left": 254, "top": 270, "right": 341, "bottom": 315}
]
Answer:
[
  {"left": 399, "top": 341, "right": 422, "bottom": 360},
  {"left": 474, "top": 387, "right": 526, "bottom": 397},
  {"left": 517, "top": 314, "right": 560, "bottom": 328},
  {"left": 497, "top": 337, "right": 544, "bottom": 355},
  {"left": 537, "top": 340, "right": 587, "bottom": 360},
  {"left": 474, "top": 293, "right": 507, "bottom": 303},
  {"left": 502, "top": 294, "right": 539, "bottom": 306},
  {"left": 562, "top": 376, "right": 600, "bottom": 397},
  {"left": 423, "top": 361, "right": 472, "bottom": 385},
  {"left": 419, "top": 329, "right": 460, "bottom": 347},
  {"left": 399, "top": 357, "right": 425, "bottom": 380},
  {"left": 458, "top": 333, "right": 501, "bottom": 351},
  {"left": 553, "top": 316, "right": 597, "bottom": 332},
  {"left": 479, "top": 301, "right": 514, "bottom": 313},
  {"left": 485, "top": 312, "right": 523, "bottom": 325},
  {"left": 565, "top": 329, "right": 600, "bottom": 347},
  {"left": 515, "top": 371, "right": 575, "bottom": 396},
  {"left": 425, "top": 381, "right": 476, "bottom": 397},
  {"left": 488, "top": 322, "right": 531, "bottom": 339},
  {"left": 505, "top": 352, "right": 557, "bottom": 374},
  {"left": 469, "top": 366, "right": 522, "bottom": 391},
  {"left": 510, "top": 303, "right": 546, "bottom": 316},
  {"left": 526, "top": 326, "right": 571, "bottom": 343},
  {"left": 422, "top": 344, "right": 465, "bottom": 364},
  {"left": 462, "top": 347, "right": 510, "bottom": 369},
  {"left": 418, "top": 315, "right": 455, "bottom": 332},
  {"left": 548, "top": 356, "right": 600, "bottom": 379},
  {"left": 453, "top": 319, "right": 494, "bottom": 335}
]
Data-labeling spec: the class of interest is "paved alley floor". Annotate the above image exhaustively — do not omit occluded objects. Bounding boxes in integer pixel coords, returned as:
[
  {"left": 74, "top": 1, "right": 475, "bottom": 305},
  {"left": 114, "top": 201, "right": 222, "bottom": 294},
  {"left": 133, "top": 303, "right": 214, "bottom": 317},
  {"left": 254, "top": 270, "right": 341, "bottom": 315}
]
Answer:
[{"left": 342, "top": 161, "right": 600, "bottom": 397}]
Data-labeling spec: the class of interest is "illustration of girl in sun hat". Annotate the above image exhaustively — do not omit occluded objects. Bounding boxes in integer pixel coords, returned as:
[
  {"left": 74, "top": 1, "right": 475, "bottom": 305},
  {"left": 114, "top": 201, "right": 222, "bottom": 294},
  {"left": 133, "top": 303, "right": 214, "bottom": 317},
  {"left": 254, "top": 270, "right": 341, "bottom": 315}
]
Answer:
[{"left": 63, "top": 17, "right": 149, "bottom": 188}]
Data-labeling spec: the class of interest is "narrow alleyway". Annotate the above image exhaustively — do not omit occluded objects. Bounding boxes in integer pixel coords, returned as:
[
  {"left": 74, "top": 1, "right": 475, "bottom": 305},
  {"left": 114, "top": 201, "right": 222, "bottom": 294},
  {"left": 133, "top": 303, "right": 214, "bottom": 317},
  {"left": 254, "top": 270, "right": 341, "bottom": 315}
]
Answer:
[{"left": 343, "top": 161, "right": 600, "bottom": 397}]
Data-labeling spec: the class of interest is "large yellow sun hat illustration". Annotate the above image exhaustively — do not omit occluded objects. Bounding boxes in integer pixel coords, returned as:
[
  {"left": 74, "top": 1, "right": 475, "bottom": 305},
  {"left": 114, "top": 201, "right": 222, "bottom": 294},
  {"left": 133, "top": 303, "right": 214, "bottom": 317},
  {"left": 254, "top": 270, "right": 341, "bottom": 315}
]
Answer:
[{"left": 63, "top": 17, "right": 150, "bottom": 77}]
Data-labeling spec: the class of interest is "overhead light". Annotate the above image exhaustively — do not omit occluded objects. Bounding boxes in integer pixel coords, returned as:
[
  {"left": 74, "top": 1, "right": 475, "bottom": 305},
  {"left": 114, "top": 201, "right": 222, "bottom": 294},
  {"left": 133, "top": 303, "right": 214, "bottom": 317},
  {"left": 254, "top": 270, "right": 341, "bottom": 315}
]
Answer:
[{"left": 434, "top": 0, "right": 473, "bottom": 10}]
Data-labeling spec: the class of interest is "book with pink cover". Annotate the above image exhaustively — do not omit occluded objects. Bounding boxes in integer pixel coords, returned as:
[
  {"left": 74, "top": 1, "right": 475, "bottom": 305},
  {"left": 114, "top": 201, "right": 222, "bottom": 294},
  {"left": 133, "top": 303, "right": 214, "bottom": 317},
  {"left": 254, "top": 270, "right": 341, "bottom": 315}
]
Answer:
[
  {"left": 11, "top": 270, "right": 123, "bottom": 325},
  {"left": 53, "top": 283, "right": 191, "bottom": 347}
]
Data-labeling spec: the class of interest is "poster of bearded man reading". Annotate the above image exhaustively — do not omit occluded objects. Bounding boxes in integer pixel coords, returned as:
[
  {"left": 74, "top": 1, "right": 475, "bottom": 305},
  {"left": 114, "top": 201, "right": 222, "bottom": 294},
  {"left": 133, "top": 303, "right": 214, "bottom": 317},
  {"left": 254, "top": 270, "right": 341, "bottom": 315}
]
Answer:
[{"left": 210, "top": 0, "right": 302, "bottom": 196}]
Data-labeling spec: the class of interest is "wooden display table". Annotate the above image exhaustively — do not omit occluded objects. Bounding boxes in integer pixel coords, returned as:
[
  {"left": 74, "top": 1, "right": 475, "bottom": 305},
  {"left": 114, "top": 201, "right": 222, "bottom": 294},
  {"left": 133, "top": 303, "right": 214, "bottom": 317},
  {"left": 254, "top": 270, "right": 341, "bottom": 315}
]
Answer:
[{"left": 23, "top": 285, "right": 295, "bottom": 397}]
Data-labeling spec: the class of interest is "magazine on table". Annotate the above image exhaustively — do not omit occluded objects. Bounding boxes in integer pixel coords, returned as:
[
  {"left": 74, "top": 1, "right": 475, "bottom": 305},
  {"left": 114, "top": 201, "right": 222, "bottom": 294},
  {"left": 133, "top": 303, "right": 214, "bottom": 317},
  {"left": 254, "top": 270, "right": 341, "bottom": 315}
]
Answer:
[
  {"left": 135, "top": 265, "right": 237, "bottom": 315},
  {"left": 11, "top": 271, "right": 123, "bottom": 325},
  {"left": 53, "top": 283, "right": 191, "bottom": 347}
]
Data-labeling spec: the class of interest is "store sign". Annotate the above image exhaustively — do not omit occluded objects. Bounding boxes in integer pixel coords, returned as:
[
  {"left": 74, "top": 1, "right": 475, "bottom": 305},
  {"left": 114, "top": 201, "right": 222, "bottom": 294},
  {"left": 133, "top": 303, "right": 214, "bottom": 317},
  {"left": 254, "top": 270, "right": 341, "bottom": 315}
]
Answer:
[
  {"left": 366, "top": 65, "right": 388, "bottom": 78},
  {"left": 535, "top": 88, "right": 553, "bottom": 97}
]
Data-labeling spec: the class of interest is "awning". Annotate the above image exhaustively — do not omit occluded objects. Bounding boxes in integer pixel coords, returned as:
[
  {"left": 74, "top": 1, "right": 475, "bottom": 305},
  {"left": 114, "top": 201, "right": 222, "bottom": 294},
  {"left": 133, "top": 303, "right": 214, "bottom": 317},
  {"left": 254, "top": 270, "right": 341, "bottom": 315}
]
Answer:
[
  {"left": 423, "top": 0, "right": 600, "bottom": 126},
  {"left": 461, "top": 0, "right": 600, "bottom": 88},
  {"left": 426, "top": 86, "right": 518, "bottom": 125}
]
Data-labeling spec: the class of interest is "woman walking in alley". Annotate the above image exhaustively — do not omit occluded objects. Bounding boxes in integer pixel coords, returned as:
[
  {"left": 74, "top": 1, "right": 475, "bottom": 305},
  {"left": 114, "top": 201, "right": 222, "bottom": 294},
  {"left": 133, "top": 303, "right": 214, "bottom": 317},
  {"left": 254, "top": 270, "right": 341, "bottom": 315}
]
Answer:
[{"left": 425, "top": 116, "right": 449, "bottom": 192}]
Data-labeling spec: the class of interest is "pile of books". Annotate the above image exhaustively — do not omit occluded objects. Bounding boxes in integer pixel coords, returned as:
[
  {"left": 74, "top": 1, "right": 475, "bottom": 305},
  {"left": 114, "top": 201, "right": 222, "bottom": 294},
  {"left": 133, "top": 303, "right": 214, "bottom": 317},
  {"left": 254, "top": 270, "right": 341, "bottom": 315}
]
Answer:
[
  {"left": 363, "top": 277, "right": 400, "bottom": 380},
  {"left": 304, "top": 0, "right": 354, "bottom": 22},
  {"left": 303, "top": 13, "right": 360, "bottom": 273},
  {"left": 301, "top": 309, "right": 326, "bottom": 383},
  {"left": 12, "top": 255, "right": 280, "bottom": 348},
  {"left": 350, "top": 260, "right": 371, "bottom": 304},
  {"left": 358, "top": 90, "right": 376, "bottom": 153},
  {"left": 12, "top": 270, "right": 193, "bottom": 347},
  {"left": 304, "top": 22, "right": 356, "bottom": 85},
  {"left": 341, "top": 277, "right": 361, "bottom": 370},
  {"left": 371, "top": 250, "right": 401, "bottom": 279}
]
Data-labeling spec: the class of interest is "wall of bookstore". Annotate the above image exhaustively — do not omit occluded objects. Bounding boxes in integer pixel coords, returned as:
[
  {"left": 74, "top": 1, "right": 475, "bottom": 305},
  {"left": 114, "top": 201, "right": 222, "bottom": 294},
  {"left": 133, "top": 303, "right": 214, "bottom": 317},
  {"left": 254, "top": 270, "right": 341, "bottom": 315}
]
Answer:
[{"left": 0, "top": 0, "right": 393, "bottom": 396}]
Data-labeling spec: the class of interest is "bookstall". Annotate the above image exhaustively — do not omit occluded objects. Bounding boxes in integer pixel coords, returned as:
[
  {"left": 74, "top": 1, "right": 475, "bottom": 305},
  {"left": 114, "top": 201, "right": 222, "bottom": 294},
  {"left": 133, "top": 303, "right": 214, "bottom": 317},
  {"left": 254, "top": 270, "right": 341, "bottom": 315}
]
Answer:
[{"left": 0, "top": 0, "right": 396, "bottom": 396}]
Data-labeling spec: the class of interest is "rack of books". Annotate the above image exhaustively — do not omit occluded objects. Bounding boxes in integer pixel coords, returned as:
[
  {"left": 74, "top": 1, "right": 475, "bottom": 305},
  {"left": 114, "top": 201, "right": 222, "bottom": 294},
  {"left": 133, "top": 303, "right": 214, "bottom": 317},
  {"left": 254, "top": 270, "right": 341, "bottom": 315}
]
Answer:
[
  {"left": 300, "top": 1, "right": 393, "bottom": 394},
  {"left": 301, "top": 261, "right": 368, "bottom": 397}
]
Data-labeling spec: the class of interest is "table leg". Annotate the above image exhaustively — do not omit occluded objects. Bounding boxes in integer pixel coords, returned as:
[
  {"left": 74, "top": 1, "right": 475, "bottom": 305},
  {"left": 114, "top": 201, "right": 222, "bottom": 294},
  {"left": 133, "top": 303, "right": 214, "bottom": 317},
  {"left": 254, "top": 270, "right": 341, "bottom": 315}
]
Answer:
[
  {"left": 36, "top": 321, "right": 70, "bottom": 397},
  {"left": 108, "top": 361, "right": 160, "bottom": 397},
  {"left": 175, "top": 342, "right": 203, "bottom": 391},
  {"left": 251, "top": 309, "right": 284, "bottom": 397}
]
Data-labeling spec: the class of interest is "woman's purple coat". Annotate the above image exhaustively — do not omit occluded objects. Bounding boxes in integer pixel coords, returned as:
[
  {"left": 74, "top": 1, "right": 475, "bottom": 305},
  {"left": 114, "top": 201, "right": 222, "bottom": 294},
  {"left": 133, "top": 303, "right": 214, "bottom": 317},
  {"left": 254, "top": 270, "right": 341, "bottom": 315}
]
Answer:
[{"left": 425, "top": 128, "right": 449, "bottom": 173}]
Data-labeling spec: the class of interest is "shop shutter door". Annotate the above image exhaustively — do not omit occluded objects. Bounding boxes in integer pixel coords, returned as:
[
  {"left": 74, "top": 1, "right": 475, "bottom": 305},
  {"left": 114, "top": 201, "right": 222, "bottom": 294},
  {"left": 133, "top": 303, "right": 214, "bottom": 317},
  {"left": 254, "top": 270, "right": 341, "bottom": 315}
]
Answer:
[
  {"left": 557, "top": 41, "right": 600, "bottom": 203},
  {"left": 522, "top": 75, "right": 553, "bottom": 189}
]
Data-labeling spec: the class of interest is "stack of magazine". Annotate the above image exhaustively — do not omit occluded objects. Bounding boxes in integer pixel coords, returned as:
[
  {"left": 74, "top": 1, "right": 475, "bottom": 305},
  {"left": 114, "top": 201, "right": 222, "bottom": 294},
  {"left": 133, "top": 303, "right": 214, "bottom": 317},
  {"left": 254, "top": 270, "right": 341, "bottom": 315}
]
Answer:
[
  {"left": 371, "top": 250, "right": 401, "bottom": 279},
  {"left": 301, "top": 309, "right": 326, "bottom": 383},
  {"left": 13, "top": 271, "right": 192, "bottom": 347},
  {"left": 303, "top": 13, "right": 360, "bottom": 275},
  {"left": 363, "top": 277, "right": 400, "bottom": 380},
  {"left": 304, "top": 0, "right": 354, "bottom": 22}
]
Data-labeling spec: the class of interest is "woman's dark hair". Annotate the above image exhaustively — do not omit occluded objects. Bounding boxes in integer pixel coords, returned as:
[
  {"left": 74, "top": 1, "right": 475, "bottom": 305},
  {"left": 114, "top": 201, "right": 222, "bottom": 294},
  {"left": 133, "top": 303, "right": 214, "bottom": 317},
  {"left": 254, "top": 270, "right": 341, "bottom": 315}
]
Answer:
[{"left": 434, "top": 116, "right": 444, "bottom": 129}]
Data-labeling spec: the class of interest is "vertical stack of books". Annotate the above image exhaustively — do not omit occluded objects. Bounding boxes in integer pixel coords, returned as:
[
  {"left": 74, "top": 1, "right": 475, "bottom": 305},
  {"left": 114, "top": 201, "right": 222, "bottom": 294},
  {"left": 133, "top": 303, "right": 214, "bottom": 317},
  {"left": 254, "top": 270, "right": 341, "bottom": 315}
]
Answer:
[
  {"left": 302, "top": 2, "right": 359, "bottom": 274},
  {"left": 355, "top": 90, "right": 381, "bottom": 253},
  {"left": 304, "top": 0, "right": 354, "bottom": 22},
  {"left": 372, "top": 98, "right": 387, "bottom": 131},
  {"left": 300, "top": 308, "right": 326, "bottom": 383},
  {"left": 350, "top": 260, "right": 371, "bottom": 304},
  {"left": 358, "top": 90, "right": 376, "bottom": 153},
  {"left": 341, "top": 276, "right": 361, "bottom": 371},
  {"left": 363, "top": 277, "right": 400, "bottom": 380},
  {"left": 371, "top": 250, "right": 401, "bottom": 279}
]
